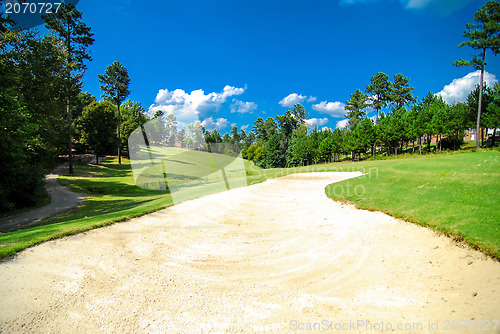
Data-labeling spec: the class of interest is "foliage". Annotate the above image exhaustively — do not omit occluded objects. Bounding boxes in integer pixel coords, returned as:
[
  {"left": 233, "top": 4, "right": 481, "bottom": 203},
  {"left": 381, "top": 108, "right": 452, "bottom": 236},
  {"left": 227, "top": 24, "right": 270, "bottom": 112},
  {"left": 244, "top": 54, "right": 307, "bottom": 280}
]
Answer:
[
  {"left": 120, "top": 100, "right": 148, "bottom": 154},
  {"left": 0, "top": 20, "right": 68, "bottom": 212},
  {"left": 390, "top": 73, "right": 416, "bottom": 110},
  {"left": 345, "top": 89, "right": 369, "bottom": 129},
  {"left": 77, "top": 101, "right": 118, "bottom": 163},
  {"left": 98, "top": 61, "right": 131, "bottom": 163},
  {"left": 366, "top": 72, "right": 392, "bottom": 122}
]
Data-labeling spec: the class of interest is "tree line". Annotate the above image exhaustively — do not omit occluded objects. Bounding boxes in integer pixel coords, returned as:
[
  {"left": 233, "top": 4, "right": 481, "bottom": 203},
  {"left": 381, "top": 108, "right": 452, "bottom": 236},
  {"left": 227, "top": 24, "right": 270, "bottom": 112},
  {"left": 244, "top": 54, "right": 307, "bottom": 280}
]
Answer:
[{"left": 204, "top": 78, "right": 498, "bottom": 169}]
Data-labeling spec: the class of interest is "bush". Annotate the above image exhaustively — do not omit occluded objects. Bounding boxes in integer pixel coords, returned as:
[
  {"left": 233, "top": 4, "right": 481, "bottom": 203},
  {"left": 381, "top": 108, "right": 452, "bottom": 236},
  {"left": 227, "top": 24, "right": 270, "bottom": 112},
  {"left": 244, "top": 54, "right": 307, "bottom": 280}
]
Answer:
[{"left": 0, "top": 162, "right": 46, "bottom": 213}]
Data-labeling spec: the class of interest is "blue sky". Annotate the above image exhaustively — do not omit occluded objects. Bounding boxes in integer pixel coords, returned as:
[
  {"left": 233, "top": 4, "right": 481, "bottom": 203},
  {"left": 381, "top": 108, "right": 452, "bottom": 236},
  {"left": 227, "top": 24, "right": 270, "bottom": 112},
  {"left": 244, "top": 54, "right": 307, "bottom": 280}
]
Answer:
[{"left": 71, "top": 0, "right": 499, "bottom": 131}]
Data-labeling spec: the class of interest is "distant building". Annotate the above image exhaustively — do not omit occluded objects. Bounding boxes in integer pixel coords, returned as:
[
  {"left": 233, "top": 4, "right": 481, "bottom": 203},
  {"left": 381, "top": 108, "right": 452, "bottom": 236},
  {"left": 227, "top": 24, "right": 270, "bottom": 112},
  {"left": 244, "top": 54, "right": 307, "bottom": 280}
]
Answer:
[{"left": 464, "top": 128, "right": 499, "bottom": 141}]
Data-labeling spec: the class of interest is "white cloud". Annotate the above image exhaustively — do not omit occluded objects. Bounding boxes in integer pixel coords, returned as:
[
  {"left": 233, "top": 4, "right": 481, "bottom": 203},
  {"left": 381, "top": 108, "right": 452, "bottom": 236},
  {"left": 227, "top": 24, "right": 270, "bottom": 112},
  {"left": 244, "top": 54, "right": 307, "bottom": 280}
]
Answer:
[
  {"left": 321, "top": 126, "right": 332, "bottom": 132},
  {"left": 336, "top": 119, "right": 349, "bottom": 129},
  {"left": 230, "top": 99, "right": 258, "bottom": 114},
  {"left": 403, "top": 0, "right": 474, "bottom": 14},
  {"left": 312, "top": 101, "right": 346, "bottom": 117},
  {"left": 201, "top": 117, "right": 230, "bottom": 131},
  {"left": 405, "top": 0, "right": 431, "bottom": 8},
  {"left": 279, "top": 93, "right": 307, "bottom": 107},
  {"left": 305, "top": 118, "right": 329, "bottom": 128},
  {"left": 340, "top": 0, "right": 474, "bottom": 15},
  {"left": 149, "top": 85, "right": 246, "bottom": 124},
  {"left": 221, "top": 85, "right": 245, "bottom": 102},
  {"left": 279, "top": 93, "right": 318, "bottom": 108},
  {"left": 436, "top": 70, "right": 498, "bottom": 104},
  {"left": 241, "top": 124, "right": 250, "bottom": 131}
]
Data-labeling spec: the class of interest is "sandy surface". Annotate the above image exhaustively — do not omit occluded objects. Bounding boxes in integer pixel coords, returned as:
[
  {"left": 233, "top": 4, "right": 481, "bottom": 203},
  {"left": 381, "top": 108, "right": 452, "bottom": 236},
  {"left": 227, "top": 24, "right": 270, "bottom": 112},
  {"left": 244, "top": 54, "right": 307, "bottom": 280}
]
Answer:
[{"left": 0, "top": 172, "right": 499, "bottom": 333}]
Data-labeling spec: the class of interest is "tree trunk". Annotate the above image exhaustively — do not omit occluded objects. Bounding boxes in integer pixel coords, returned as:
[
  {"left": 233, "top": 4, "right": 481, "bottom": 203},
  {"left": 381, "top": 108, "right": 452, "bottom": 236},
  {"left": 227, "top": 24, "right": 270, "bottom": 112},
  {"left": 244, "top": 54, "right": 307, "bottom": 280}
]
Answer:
[
  {"left": 492, "top": 128, "right": 497, "bottom": 147},
  {"left": 372, "top": 109, "right": 379, "bottom": 158},
  {"left": 476, "top": 48, "right": 486, "bottom": 149},
  {"left": 67, "top": 97, "right": 73, "bottom": 174},
  {"left": 419, "top": 137, "right": 422, "bottom": 155},
  {"left": 95, "top": 154, "right": 98, "bottom": 165},
  {"left": 481, "top": 128, "right": 485, "bottom": 148},
  {"left": 117, "top": 102, "right": 122, "bottom": 164}
]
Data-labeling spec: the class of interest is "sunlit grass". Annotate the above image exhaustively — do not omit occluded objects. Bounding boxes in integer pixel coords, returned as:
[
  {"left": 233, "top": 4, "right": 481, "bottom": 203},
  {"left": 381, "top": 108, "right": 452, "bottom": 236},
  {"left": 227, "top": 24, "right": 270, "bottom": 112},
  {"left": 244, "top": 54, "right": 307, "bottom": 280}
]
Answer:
[{"left": 325, "top": 151, "right": 500, "bottom": 259}]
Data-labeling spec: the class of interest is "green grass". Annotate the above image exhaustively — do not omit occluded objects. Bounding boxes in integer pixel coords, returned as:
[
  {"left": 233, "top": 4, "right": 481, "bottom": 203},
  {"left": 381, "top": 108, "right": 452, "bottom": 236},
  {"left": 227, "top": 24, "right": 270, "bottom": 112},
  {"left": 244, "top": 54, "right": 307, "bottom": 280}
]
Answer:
[
  {"left": 325, "top": 151, "right": 500, "bottom": 259},
  {"left": 1, "top": 150, "right": 498, "bottom": 261}
]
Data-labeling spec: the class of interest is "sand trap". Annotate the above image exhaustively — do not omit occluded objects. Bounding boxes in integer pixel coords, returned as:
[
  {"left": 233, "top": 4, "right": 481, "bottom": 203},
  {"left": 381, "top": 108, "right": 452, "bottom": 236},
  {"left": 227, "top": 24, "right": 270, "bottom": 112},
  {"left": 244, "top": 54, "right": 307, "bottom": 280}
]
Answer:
[{"left": 0, "top": 172, "right": 499, "bottom": 333}]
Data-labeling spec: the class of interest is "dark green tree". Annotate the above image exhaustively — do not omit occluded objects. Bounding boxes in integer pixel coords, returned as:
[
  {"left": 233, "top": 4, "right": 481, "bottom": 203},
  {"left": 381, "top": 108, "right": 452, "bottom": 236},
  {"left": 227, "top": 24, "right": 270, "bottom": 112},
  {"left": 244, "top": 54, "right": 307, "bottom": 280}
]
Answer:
[
  {"left": 120, "top": 101, "right": 148, "bottom": 155},
  {"left": 485, "top": 82, "right": 500, "bottom": 146},
  {"left": 366, "top": 72, "right": 392, "bottom": 123},
  {"left": 390, "top": 73, "right": 416, "bottom": 110},
  {"left": 98, "top": 61, "right": 131, "bottom": 164},
  {"left": 454, "top": 1, "right": 500, "bottom": 148},
  {"left": 467, "top": 85, "right": 493, "bottom": 146},
  {"left": 366, "top": 72, "right": 392, "bottom": 157},
  {"left": 263, "top": 132, "right": 285, "bottom": 168},
  {"left": 253, "top": 117, "right": 277, "bottom": 144},
  {"left": 231, "top": 125, "right": 240, "bottom": 144},
  {"left": 44, "top": 3, "right": 94, "bottom": 173},
  {"left": 77, "top": 101, "right": 118, "bottom": 164},
  {"left": 345, "top": 89, "right": 369, "bottom": 129}
]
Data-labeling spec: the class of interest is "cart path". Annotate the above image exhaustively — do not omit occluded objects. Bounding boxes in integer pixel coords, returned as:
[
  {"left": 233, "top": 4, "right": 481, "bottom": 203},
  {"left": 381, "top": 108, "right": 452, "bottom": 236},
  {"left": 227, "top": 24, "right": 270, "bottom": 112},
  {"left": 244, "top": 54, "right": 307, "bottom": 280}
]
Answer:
[
  {"left": 0, "top": 163, "right": 85, "bottom": 233},
  {"left": 0, "top": 172, "right": 499, "bottom": 333}
]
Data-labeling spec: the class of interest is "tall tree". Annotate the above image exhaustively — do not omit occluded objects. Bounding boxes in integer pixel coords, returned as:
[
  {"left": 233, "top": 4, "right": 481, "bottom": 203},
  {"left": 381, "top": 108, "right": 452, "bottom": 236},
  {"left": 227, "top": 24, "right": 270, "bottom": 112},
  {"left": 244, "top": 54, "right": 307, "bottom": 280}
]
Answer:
[
  {"left": 98, "top": 61, "right": 131, "bottom": 164},
  {"left": 390, "top": 73, "right": 416, "bottom": 110},
  {"left": 44, "top": 3, "right": 94, "bottom": 174},
  {"left": 230, "top": 125, "right": 240, "bottom": 144},
  {"left": 345, "top": 89, "right": 369, "bottom": 129},
  {"left": 366, "top": 72, "right": 392, "bottom": 123},
  {"left": 366, "top": 72, "right": 392, "bottom": 157},
  {"left": 453, "top": 1, "right": 500, "bottom": 149}
]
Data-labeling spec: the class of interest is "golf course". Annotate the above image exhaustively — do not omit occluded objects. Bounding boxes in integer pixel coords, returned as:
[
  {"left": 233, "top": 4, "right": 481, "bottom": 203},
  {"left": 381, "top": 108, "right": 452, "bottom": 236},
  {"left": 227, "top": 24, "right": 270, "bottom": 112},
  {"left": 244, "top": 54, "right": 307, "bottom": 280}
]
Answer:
[
  {"left": 0, "top": 150, "right": 499, "bottom": 332},
  {"left": 2, "top": 0, "right": 500, "bottom": 332}
]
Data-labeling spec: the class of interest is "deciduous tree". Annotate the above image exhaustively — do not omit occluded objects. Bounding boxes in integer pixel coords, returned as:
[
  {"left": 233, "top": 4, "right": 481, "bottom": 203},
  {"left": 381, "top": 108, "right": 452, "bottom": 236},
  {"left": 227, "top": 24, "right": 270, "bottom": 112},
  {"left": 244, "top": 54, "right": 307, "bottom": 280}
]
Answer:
[{"left": 77, "top": 101, "right": 118, "bottom": 164}]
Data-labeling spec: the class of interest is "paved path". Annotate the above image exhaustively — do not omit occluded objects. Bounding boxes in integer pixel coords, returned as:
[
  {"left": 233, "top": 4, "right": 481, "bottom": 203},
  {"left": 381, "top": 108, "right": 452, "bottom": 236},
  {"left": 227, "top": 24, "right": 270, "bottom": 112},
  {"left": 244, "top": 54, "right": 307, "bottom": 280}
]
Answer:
[{"left": 0, "top": 163, "right": 85, "bottom": 233}]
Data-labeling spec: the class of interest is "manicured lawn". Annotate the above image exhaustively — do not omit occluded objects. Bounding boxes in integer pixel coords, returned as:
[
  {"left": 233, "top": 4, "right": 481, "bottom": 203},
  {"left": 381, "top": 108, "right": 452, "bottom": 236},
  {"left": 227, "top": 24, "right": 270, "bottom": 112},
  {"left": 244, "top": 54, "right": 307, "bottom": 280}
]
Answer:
[
  {"left": 1, "top": 150, "right": 498, "bottom": 260},
  {"left": 325, "top": 151, "right": 500, "bottom": 259}
]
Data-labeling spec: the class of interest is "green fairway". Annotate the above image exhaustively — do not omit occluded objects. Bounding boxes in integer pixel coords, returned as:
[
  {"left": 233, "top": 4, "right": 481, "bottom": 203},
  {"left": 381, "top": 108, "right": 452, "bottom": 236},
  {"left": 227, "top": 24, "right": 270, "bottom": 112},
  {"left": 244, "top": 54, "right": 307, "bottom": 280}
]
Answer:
[
  {"left": 0, "top": 150, "right": 498, "bottom": 260},
  {"left": 325, "top": 151, "right": 500, "bottom": 259}
]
